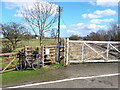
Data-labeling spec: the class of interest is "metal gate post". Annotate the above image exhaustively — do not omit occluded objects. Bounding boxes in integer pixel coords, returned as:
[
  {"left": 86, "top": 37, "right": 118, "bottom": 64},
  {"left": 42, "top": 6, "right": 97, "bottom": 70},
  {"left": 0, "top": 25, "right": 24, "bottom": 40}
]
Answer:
[
  {"left": 106, "top": 43, "right": 109, "bottom": 61},
  {"left": 81, "top": 43, "right": 84, "bottom": 61},
  {"left": 66, "top": 38, "right": 69, "bottom": 65}
]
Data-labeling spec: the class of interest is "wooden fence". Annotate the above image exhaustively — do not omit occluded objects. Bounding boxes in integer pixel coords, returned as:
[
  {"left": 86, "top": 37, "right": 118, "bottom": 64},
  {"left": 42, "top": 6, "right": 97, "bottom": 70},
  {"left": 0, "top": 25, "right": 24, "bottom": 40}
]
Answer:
[
  {"left": 0, "top": 52, "right": 18, "bottom": 73},
  {"left": 24, "top": 45, "right": 66, "bottom": 66},
  {"left": 0, "top": 38, "right": 67, "bottom": 73}
]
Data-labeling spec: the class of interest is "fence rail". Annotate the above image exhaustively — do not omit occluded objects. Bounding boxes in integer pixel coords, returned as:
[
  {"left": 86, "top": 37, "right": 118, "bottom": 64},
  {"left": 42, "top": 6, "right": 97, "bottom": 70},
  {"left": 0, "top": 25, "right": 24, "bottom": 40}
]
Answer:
[
  {"left": 0, "top": 52, "right": 18, "bottom": 73},
  {"left": 24, "top": 45, "right": 65, "bottom": 66},
  {"left": 0, "top": 38, "right": 66, "bottom": 73},
  {"left": 69, "top": 40, "right": 120, "bottom": 44}
]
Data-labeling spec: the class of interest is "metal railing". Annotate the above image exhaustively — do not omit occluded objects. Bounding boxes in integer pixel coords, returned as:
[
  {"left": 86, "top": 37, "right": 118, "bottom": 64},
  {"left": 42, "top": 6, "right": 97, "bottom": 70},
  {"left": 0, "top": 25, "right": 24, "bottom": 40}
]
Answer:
[{"left": 66, "top": 38, "right": 120, "bottom": 64}]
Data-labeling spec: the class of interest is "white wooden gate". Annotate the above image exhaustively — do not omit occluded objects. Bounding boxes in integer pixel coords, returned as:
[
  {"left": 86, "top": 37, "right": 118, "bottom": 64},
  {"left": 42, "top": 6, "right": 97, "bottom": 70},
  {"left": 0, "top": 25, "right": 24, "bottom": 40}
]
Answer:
[{"left": 66, "top": 38, "right": 120, "bottom": 65}]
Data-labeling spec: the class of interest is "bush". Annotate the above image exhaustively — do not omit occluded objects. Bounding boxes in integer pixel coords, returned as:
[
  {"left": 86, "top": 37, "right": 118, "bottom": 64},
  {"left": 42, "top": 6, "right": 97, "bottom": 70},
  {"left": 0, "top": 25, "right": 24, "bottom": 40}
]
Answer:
[
  {"left": 2, "top": 41, "right": 12, "bottom": 53},
  {"left": 69, "top": 35, "right": 81, "bottom": 40}
]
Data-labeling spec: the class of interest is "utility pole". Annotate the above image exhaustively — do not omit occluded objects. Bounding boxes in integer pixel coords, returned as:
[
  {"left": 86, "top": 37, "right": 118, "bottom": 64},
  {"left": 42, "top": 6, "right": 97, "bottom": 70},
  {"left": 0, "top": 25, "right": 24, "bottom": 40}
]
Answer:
[
  {"left": 58, "top": 6, "right": 61, "bottom": 43},
  {"left": 58, "top": 6, "right": 62, "bottom": 63}
]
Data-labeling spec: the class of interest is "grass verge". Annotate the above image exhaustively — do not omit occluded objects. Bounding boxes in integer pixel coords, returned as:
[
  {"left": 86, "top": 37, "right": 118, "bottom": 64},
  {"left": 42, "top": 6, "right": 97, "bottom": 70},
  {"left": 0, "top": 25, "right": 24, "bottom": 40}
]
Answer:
[{"left": 2, "top": 64, "right": 66, "bottom": 87}]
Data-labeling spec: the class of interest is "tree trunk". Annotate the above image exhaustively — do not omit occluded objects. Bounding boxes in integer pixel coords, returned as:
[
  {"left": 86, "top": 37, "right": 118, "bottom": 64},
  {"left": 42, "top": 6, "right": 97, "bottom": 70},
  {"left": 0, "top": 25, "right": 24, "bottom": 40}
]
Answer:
[
  {"left": 40, "top": 32, "right": 43, "bottom": 47},
  {"left": 39, "top": 32, "right": 43, "bottom": 55},
  {"left": 13, "top": 44, "right": 16, "bottom": 51}
]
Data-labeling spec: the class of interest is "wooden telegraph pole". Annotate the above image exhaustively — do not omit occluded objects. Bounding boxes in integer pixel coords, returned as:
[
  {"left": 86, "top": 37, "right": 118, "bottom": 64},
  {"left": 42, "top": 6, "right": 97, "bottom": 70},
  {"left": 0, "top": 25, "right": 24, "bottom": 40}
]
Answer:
[
  {"left": 58, "top": 6, "right": 61, "bottom": 43},
  {"left": 58, "top": 6, "right": 62, "bottom": 63}
]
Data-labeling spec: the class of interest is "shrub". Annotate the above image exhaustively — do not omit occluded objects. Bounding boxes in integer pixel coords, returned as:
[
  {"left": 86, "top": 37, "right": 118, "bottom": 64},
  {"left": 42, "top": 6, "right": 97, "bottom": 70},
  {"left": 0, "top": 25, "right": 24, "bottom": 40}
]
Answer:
[{"left": 69, "top": 35, "right": 81, "bottom": 40}]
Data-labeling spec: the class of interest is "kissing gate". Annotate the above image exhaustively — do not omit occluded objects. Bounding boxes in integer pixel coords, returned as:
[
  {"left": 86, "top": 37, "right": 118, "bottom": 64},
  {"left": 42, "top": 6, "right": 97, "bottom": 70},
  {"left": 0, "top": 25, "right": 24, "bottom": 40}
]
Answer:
[{"left": 66, "top": 38, "right": 120, "bottom": 65}]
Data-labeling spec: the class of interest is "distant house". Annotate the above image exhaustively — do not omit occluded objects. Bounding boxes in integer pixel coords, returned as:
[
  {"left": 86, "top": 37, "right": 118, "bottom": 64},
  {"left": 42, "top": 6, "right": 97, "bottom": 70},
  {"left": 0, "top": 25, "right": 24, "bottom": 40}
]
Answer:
[
  {"left": 36, "top": 37, "right": 39, "bottom": 39},
  {"left": 34, "top": 35, "right": 39, "bottom": 39}
]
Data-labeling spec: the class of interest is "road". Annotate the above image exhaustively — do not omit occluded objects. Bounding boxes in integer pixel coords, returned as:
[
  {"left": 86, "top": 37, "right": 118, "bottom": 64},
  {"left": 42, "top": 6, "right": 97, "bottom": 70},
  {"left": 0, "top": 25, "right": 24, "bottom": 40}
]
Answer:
[{"left": 26, "top": 75, "right": 118, "bottom": 88}]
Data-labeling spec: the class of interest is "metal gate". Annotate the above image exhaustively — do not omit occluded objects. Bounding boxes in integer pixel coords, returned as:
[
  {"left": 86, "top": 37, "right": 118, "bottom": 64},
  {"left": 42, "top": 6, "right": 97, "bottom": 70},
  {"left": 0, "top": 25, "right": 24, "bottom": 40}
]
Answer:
[{"left": 66, "top": 38, "right": 120, "bottom": 64}]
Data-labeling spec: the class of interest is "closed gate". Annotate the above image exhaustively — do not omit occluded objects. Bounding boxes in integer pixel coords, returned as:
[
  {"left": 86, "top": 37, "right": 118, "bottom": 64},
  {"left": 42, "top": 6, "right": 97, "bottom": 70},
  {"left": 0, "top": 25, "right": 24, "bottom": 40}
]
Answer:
[{"left": 66, "top": 38, "right": 120, "bottom": 64}]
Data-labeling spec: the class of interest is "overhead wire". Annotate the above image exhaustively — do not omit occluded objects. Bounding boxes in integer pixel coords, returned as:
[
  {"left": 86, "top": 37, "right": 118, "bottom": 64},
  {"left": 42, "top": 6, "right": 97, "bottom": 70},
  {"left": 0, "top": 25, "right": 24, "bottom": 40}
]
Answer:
[{"left": 60, "top": 15, "right": 69, "bottom": 37}]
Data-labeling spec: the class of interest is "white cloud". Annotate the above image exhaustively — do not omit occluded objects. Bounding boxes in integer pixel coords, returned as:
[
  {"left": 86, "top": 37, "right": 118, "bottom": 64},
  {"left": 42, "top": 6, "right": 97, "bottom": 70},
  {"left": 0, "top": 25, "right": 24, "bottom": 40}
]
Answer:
[
  {"left": 4, "top": 2, "right": 23, "bottom": 9},
  {"left": 82, "top": 14, "right": 87, "bottom": 18},
  {"left": 14, "top": 1, "right": 58, "bottom": 18},
  {"left": 96, "top": 0, "right": 119, "bottom": 7},
  {"left": 70, "top": 23, "right": 108, "bottom": 32},
  {"left": 82, "top": 9, "right": 116, "bottom": 19},
  {"left": 55, "top": 25, "right": 67, "bottom": 29},
  {"left": 1, "top": 0, "right": 42, "bottom": 2},
  {"left": 70, "top": 23, "right": 85, "bottom": 29},
  {"left": 82, "top": 13, "right": 101, "bottom": 18},
  {"left": 60, "top": 25, "right": 67, "bottom": 29},
  {"left": 90, "top": 18, "right": 114, "bottom": 24},
  {"left": 89, "top": 0, "right": 119, "bottom": 7},
  {"left": 1, "top": 0, "right": 42, "bottom": 9},
  {"left": 89, "top": 1, "right": 96, "bottom": 5},
  {"left": 67, "top": 30, "right": 82, "bottom": 35},
  {"left": 94, "top": 9, "right": 116, "bottom": 16},
  {"left": 67, "top": 23, "right": 108, "bottom": 36}
]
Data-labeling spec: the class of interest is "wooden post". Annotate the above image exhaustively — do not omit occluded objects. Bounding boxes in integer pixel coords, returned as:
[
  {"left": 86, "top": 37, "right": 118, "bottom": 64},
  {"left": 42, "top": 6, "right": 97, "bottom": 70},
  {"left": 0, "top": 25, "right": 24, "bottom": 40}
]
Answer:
[
  {"left": 58, "top": 6, "right": 61, "bottom": 44},
  {"left": 24, "top": 46, "right": 26, "bottom": 60},
  {"left": 55, "top": 46, "right": 58, "bottom": 63},
  {"left": 63, "top": 38, "right": 66, "bottom": 65},
  {"left": 42, "top": 46, "right": 44, "bottom": 67},
  {"left": 66, "top": 38, "right": 69, "bottom": 65}
]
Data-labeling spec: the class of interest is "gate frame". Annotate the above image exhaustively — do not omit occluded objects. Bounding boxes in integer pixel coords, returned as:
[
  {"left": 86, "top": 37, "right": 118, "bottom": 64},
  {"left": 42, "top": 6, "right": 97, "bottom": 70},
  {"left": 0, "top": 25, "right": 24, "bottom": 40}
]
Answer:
[
  {"left": 66, "top": 38, "right": 120, "bottom": 65},
  {"left": 0, "top": 53, "right": 18, "bottom": 73}
]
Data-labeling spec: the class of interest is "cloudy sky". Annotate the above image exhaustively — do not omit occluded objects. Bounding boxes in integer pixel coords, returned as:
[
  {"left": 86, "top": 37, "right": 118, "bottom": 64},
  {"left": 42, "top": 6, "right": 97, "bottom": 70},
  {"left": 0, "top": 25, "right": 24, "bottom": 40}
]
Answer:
[{"left": 1, "top": 0, "right": 119, "bottom": 37}]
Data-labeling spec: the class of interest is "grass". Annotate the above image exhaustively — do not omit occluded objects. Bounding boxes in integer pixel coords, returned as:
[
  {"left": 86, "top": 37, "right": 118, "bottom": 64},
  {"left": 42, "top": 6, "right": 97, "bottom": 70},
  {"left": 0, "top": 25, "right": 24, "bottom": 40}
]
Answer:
[
  {"left": 17, "top": 39, "right": 58, "bottom": 52},
  {"left": 1, "top": 38, "right": 58, "bottom": 52},
  {"left": 2, "top": 64, "right": 65, "bottom": 87},
  {"left": 2, "top": 68, "right": 49, "bottom": 87},
  {"left": 51, "top": 63, "right": 64, "bottom": 67}
]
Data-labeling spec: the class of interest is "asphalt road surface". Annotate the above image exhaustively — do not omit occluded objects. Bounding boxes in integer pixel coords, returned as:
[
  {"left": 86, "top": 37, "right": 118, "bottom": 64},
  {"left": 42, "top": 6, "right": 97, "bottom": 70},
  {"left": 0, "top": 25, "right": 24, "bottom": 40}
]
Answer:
[
  {"left": 26, "top": 75, "right": 118, "bottom": 88},
  {"left": 25, "top": 63, "right": 119, "bottom": 88}
]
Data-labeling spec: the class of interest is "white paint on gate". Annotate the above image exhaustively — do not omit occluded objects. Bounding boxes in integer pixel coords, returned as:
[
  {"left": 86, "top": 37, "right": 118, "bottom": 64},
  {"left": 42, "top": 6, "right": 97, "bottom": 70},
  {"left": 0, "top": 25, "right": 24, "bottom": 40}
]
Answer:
[{"left": 66, "top": 39, "right": 120, "bottom": 64}]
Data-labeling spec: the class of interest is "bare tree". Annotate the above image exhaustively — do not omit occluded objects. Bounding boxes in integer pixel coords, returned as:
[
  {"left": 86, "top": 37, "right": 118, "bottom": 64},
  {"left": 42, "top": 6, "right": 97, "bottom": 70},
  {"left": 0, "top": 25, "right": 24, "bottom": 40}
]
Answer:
[
  {"left": 97, "top": 30, "right": 107, "bottom": 41},
  {"left": 107, "top": 24, "right": 120, "bottom": 41},
  {"left": 50, "top": 29, "right": 56, "bottom": 38},
  {"left": 20, "top": 1, "right": 58, "bottom": 46},
  {"left": 0, "top": 22, "right": 28, "bottom": 52},
  {"left": 85, "top": 24, "right": 120, "bottom": 41}
]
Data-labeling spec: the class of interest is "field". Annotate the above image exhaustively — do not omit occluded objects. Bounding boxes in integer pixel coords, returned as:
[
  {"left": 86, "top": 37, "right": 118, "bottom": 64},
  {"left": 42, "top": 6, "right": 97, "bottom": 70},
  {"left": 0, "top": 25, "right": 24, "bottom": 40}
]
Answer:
[{"left": 1, "top": 38, "right": 58, "bottom": 52}]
